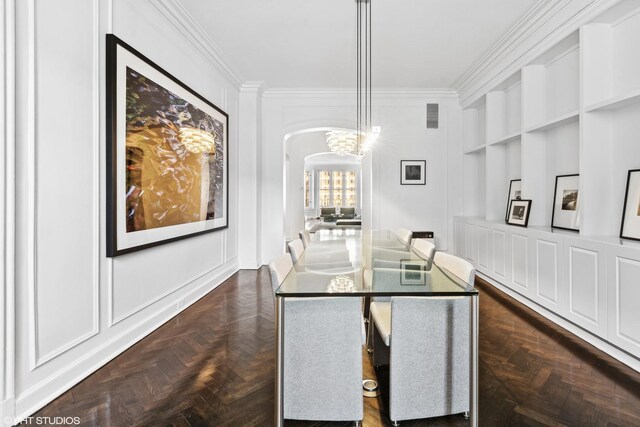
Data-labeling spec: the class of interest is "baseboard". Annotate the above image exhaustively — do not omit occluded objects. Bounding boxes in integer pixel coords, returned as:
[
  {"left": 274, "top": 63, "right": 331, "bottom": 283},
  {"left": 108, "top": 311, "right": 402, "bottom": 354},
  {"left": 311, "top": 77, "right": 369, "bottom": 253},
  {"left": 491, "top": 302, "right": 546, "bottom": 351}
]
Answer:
[
  {"left": 1, "top": 397, "right": 15, "bottom": 426},
  {"left": 476, "top": 272, "right": 640, "bottom": 373},
  {"left": 14, "top": 262, "right": 238, "bottom": 420}
]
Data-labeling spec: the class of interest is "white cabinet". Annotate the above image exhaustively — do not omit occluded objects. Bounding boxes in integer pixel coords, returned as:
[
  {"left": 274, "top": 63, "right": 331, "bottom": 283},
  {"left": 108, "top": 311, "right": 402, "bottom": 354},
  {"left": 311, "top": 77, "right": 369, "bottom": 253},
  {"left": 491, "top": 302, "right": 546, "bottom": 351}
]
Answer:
[
  {"left": 607, "top": 244, "right": 640, "bottom": 356},
  {"left": 529, "top": 230, "right": 564, "bottom": 312},
  {"left": 454, "top": 218, "right": 465, "bottom": 258},
  {"left": 464, "top": 223, "right": 476, "bottom": 263},
  {"left": 563, "top": 237, "right": 607, "bottom": 336}
]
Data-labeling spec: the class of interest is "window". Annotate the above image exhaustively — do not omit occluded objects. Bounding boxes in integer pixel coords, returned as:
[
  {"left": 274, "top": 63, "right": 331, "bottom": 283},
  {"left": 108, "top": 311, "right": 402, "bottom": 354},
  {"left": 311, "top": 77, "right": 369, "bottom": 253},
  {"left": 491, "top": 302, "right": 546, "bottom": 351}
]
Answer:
[
  {"left": 304, "top": 170, "right": 313, "bottom": 208},
  {"left": 314, "top": 169, "right": 358, "bottom": 208}
]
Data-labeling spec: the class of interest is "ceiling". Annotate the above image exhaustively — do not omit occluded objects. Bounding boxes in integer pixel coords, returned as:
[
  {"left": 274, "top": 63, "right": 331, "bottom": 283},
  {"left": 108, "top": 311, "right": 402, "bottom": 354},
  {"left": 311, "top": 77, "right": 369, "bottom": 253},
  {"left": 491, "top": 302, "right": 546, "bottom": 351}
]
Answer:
[{"left": 178, "top": 0, "right": 543, "bottom": 89}]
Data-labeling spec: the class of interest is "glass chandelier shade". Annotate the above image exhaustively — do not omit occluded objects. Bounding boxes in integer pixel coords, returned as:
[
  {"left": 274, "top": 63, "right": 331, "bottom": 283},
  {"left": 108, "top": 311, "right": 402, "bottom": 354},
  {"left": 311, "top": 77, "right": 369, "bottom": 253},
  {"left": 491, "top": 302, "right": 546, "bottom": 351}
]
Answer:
[
  {"left": 178, "top": 126, "right": 216, "bottom": 154},
  {"left": 326, "top": 130, "right": 358, "bottom": 156}
]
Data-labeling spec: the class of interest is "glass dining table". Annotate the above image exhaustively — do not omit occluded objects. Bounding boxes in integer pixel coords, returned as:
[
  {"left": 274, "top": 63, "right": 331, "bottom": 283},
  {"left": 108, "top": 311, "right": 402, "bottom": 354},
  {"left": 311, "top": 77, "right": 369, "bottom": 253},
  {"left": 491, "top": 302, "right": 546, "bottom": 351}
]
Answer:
[{"left": 274, "top": 229, "right": 479, "bottom": 426}]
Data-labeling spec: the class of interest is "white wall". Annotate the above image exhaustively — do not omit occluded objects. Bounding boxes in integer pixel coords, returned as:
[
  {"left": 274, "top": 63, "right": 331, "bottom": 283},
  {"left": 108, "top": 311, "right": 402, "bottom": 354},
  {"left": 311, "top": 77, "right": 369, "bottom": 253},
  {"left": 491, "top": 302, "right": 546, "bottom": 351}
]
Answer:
[
  {"left": 261, "top": 91, "right": 462, "bottom": 264},
  {"left": 8, "top": 0, "right": 240, "bottom": 420}
]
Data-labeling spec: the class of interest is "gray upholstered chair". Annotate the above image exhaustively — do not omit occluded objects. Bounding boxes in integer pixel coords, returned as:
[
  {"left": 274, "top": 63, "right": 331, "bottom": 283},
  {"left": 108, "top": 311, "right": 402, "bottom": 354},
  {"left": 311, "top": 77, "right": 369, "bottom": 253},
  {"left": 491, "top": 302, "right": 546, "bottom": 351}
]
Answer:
[
  {"left": 340, "top": 207, "right": 356, "bottom": 219},
  {"left": 287, "top": 238, "right": 305, "bottom": 263},
  {"left": 394, "top": 228, "right": 413, "bottom": 247},
  {"left": 369, "top": 252, "right": 475, "bottom": 424},
  {"left": 299, "top": 230, "right": 311, "bottom": 248},
  {"left": 268, "top": 256, "right": 364, "bottom": 424}
]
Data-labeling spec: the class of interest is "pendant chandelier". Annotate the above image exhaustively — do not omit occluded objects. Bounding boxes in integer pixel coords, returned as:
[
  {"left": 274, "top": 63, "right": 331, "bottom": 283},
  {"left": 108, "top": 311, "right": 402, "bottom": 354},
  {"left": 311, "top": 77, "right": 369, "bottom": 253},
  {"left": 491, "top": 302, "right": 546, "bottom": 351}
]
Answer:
[{"left": 326, "top": 0, "right": 378, "bottom": 157}]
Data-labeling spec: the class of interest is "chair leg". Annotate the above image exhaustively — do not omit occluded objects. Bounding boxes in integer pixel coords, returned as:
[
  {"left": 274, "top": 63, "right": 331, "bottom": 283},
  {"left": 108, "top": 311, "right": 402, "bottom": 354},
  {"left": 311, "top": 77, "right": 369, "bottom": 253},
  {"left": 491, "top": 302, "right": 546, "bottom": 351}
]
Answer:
[
  {"left": 463, "top": 411, "right": 469, "bottom": 420},
  {"left": 354, "top": 421, "right": 361, "bottom": 427},
  {"left": 366, "top": 310, "right": 374, "bottom": 354},
  {"left": 392, "top": 421, "right": 400, "bottom": 427}
]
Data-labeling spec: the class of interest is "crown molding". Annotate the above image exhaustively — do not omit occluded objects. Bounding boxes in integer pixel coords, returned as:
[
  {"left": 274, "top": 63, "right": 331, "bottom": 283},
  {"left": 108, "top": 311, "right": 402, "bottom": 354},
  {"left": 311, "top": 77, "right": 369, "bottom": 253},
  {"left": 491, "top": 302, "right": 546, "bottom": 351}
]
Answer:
[
  {"left": 262, "top": 88, "right": 458, "bottom": 99},
  {"left": 455, "top": 0, "right": 621, "bottom": 107},
  {"left": 240, "top": 81, "right": 266, "bottom": 94},
  {"left": 145, "top": 0, "right": 244, "bottom": 89}
]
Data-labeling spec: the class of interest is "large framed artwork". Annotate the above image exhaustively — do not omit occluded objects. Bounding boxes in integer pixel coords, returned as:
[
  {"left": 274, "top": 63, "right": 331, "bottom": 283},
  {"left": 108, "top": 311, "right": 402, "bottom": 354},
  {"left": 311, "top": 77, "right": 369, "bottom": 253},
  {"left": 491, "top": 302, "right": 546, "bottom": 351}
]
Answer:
[
  {"left": 505, "top": 179, "right": 522, "bottom": 221},
  {"left": 620, "top": 169, "right": 640, "bottom": 241},
  {"left": 106, "top": 35, "right": 228, "bottom": 257},
  {"left": 401, "top": 160, "right": 426, "bottom": 185},
  {"left": 551, "top": 174, "right": 580, "bottom": 231}
]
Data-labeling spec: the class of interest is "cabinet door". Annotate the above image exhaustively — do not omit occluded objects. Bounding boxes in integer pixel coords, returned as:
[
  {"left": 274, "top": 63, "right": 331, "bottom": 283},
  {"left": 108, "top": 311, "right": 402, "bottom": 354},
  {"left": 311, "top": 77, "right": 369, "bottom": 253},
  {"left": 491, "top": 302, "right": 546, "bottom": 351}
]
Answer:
[
  {"left": 509, "top": 229, "right": 530, "bottom": 296},
  {"left": 491, "top": 226, "right": 510, "bottom": 284},
  {"left": 476, "top": 224, "right": 491, "bottom": 274},
  {"left": 465, "top": 223, "right": 476, "bottom": 264},
  {"left": 607, "top": 244, "right": 640, "bottom": 357},
  {"left": 563, "top": 237, "right": 607, "bottom": 337},
  {"left": 454, "top": 219, "right": 465, "bottom": 258},
  {"left": 529, "top": 230, "right": 564, "bottom": 312}
]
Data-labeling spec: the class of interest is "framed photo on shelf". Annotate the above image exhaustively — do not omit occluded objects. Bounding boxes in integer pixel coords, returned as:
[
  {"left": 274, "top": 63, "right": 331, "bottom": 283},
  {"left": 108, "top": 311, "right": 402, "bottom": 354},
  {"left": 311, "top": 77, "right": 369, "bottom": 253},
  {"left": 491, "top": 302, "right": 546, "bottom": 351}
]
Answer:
[
  {"left": 106, "top": 35, "right": 229, "bottom": 257},
  {"left": 507, "top": 199, "right": 532, "bottom": 227},
  {"left": 551, "top": 174, "right": 580, "bottom": 231},
  {"left": 505, "top": 179, "right": 522, "bottom": 220},
  {"left": 620, "top": 169, "right": 640, "bottom": 241},
  {"left": 400, "top": 259, "right": 428, "bottom": 285},
  {"left": 400, "top": 160, "right": 426, "bottom": 185}
]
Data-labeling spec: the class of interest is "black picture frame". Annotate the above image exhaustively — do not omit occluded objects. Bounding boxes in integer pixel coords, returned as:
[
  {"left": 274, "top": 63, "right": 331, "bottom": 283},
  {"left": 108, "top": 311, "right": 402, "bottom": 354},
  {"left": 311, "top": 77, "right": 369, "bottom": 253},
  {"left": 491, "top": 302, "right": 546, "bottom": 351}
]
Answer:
[
  {"left": 506, "top": 199, "right": 532, "bottom": 227},
  {"left": 620, "top": 169, "right": 640, "bottom": 242},
  {"left": 505, "top": 179, "right": 522, "bottom": 221},
  {"left": 551, "top": 174, "right": 580, "bottom": 232},
  {"left": 106, "top": 34, "right": 229, "bottom": 257},
  {"left": 400, "top": 160, "right": 426, "bottom": 185}
]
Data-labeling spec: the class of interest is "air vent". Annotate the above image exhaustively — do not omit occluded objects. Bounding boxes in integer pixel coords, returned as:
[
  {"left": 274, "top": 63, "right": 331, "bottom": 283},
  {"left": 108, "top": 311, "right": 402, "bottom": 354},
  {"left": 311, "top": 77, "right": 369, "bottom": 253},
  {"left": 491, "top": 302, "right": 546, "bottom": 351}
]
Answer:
[{"left": 426, "top": 103, "right": 439, "bottom": 129}]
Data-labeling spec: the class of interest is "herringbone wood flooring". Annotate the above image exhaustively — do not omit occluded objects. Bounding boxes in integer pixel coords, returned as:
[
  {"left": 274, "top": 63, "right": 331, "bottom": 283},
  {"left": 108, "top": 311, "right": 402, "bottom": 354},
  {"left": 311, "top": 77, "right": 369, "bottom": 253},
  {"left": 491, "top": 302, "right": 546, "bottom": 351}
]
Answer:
[{"left": 33, "top": 269, "right": 640, "bottom": 426}]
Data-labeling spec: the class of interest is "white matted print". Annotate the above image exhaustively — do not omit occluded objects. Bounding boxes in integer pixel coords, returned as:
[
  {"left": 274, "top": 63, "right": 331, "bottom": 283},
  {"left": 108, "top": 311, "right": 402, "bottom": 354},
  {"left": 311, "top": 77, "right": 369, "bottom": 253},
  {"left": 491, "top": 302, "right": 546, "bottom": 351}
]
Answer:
[
  {"left": 507, "top": 199, "right": 532, "bottom": 227},
  {"left": 401, "top": 160, "right": 426, "bottom": 185},
  {"left": 620, "top": 169, "right": 640, "bottom": 241},
  {"left": 552, "top": 174, "right": 580, "bottom": 231}
]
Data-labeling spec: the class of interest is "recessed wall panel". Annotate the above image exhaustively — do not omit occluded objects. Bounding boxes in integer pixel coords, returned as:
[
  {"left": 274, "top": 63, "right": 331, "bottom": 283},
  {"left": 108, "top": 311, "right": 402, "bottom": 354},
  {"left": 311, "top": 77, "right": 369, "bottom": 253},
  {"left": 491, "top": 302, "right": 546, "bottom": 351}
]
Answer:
[
  {"left": 465, "top": 224, "right": 476, "bottom": 263},
  {"left": 33, "top": 0, "right": 97, "bottom": 363},
  {"left": 477, "top": 226, "right": 489, "bottom": 271}
]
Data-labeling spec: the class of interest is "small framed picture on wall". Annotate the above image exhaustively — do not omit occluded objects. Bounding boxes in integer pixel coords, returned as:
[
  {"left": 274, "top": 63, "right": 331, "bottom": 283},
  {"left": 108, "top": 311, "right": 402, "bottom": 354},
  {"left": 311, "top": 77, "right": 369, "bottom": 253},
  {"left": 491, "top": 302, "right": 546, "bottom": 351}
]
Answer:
[
  {"left": 400, "top": 160, "right": 426, "bottom": 185},
  {"left": 551, "top": 174, "right": 580, "bottom": 231},
  {"left": 620, "top": 169, "right": 640, "bottom": 241},
  {"left": 505, "top": 179, "right": 522, "bottom": 221},
  {"left": 507, "top": 199, "right": 532, "bottom": 227}
]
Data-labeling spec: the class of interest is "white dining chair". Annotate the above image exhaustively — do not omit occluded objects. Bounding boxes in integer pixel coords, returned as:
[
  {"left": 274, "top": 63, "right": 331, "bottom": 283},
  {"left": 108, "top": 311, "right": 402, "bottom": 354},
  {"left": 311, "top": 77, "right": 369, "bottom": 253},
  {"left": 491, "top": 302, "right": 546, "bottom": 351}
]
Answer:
[
  {"left": 413, "top": 238, "right": 436, "bottom": 261},
  {"left": 268, "top": 255, "right": 364, "bottom": 424},
  {"left": 299, "top": 230, "right": 311, "bottom": 248},
  {"left": 287, "top": 238, "right": 305, "bottom": 264},
  {"left": 434, "top": 251, "right": 475, "bottom": 284},
  {"left": 394, "top": 228, "right": 413, "bottom": 247}
]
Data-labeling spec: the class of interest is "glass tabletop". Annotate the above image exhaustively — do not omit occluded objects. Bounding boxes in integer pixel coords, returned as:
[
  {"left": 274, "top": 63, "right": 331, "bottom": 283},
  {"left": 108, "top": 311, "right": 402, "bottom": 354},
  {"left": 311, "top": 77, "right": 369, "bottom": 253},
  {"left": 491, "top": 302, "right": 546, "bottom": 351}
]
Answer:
[{"left": 276, "top": 229, "right": 477, "bottom": 297}]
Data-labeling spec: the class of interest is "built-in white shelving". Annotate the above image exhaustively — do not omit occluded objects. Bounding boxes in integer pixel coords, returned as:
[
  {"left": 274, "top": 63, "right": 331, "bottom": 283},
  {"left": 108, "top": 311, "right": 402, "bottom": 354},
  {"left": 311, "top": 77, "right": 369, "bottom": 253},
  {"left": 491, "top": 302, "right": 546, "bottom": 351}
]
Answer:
[{"left": 457, "top": 2, "right": 640, "bottom": 366}]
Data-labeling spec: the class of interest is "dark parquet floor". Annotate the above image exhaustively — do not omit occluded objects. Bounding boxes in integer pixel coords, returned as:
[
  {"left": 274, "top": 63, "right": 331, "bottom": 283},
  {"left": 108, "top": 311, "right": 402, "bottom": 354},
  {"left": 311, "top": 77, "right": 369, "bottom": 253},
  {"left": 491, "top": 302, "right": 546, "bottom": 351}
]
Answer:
[{"left": 33, "top": 269, "right": 640, "bottom": 426}]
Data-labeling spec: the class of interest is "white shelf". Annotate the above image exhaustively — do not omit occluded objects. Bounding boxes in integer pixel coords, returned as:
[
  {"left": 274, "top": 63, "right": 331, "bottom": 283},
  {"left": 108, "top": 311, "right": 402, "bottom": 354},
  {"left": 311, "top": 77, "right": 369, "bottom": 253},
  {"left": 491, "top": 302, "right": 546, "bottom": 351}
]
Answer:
[
  {"left": 488, "top": 131, "right": 521, "bottom": 146},
  {"left": 464, "top": 144, "right": 486, "bottom": 155},
  {"left": 524, "top": 110, "right": 579, "bottom": 133},
  {"left": 584, "top": 88, "right": 640, "bottom": 112}
]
